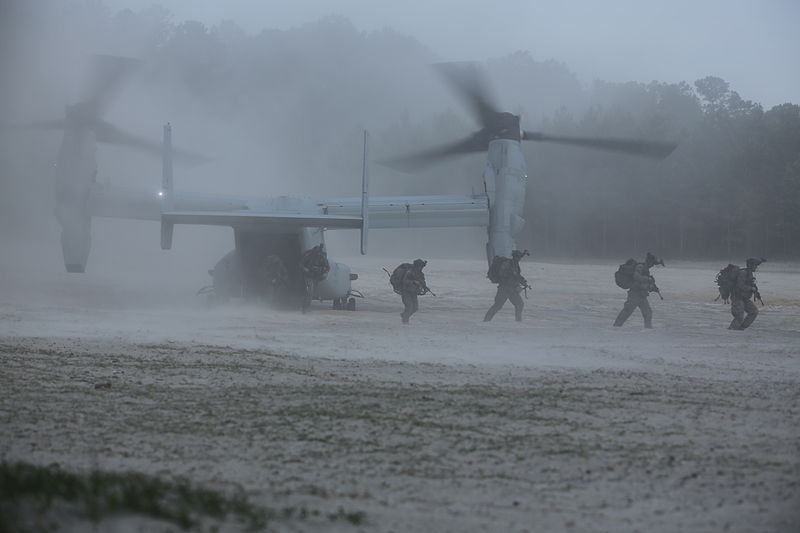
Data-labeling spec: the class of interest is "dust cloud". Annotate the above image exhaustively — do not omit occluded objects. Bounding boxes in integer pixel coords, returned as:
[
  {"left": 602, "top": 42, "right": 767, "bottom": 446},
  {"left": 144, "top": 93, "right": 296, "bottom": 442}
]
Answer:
[
  {"left": 1, "top": 4, "right": 798, "bottom": 531},
  {"left": 0, "top": 0, "right": 612, "bottom": 284}
]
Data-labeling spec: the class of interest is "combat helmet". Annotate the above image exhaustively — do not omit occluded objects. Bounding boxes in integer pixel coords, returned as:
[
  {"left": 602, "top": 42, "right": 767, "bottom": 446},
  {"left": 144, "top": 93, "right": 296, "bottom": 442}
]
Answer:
[
  {"left": 645, "top": 252, "right": 664, "bottom": 267},
  {"left": 511, "top": 249, "right": 529, "bottom": 260},
  {"left": 746, "top": 257, "right": 766, "bottom": 269},
  {"left": 413, "top": 258, "right": 427, "bottom": 269}
]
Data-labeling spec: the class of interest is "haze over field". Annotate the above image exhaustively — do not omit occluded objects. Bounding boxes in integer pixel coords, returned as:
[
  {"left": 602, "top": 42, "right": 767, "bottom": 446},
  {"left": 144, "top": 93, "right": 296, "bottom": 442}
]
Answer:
[
  {"left": 0, "top": 2, "right": 799, "bottom": 532},
  {"left": 2, "top": 255, "right": 800, "bottom": 531}
]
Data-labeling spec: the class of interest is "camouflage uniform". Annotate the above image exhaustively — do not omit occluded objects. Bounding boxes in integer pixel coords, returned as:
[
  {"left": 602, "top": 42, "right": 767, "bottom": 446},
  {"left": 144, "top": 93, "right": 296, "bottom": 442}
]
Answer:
[
  {"left": 614, "top": 253, "right": 660, "bottom": 328},
  {"left": 484, "top": 251, "right": 527, "bottom": 322},
  {"left": 400, "top": 259, "right": 427, "bottom": 324},
  {"left": 729, "top": 258, "right": 763, "bottom": 330},
  {"left": 300, "top": 244, "right": 330, "bottom": 312},
  {"left": 300, "top": 244, "right": 330, "bottom": 281}
]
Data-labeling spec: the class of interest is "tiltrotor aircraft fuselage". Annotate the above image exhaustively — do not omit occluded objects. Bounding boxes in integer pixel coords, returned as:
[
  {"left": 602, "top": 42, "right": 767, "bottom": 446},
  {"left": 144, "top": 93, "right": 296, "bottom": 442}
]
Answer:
[{"left": 43, "top": 58, "right": 675, "bottom": 310}]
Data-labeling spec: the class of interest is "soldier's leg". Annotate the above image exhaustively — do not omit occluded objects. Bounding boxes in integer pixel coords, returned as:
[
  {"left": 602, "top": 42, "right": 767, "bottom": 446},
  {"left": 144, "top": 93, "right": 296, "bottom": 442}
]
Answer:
[
  {"left": 639, "top": 296, "right": 653, "bottom": 328},
  {"left": 401, "top": 293, "right": 411, "bottom": 323},
  {"left": 484, "top": 287, "right": 507, "bottom": 322},
  {"left": 729, "top": 299, "right": 745, "bottom": 330},
  {"left": 408, "top": 294, "right": 419, "bottom": 320},
  {"left": 740, "top": 299, "right": 759, "bottom": 329},
  {"left": 613, "top": 292, "right": 638, "bottom": 326},
  {"left": 508, "top": 289, "right": 524, "bottom": 321}
]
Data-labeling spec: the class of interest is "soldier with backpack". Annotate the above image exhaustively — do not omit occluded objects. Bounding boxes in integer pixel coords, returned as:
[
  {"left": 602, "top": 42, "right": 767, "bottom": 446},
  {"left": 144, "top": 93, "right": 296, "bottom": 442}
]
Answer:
[
  {"left": 484, "top": 250, "right": 530, "bottom": 322},
  {"left": 390, "top": 259, "right": 430, "bottom": 324},
  {"left": 613, "top": 252, "right": 664, "bottom": 329},
  {"left": 724, "top": 257, "right": 766, "bottom": 330},
  {"left": 299, "top": 244, "right": 330, "bottom": 312}
]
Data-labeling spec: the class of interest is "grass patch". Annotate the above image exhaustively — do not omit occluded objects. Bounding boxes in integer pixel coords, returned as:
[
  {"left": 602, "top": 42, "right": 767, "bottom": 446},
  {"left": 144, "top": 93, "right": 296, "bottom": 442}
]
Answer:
[
  {"left": 1, "top": 461, "right": 349, "bottom": 532},
  {"left": 0, "top": 461, "right": 270, "bottom": 530}
]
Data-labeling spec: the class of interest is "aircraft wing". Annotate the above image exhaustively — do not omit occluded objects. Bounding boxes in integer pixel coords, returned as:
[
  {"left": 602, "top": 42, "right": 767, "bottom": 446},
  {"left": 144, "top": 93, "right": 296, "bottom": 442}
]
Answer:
[
  {"left": 161, "top": 211, "right": 362, "bottom": 231},
  {"left": 88, "top": 183, "right": 252, "bottom": 222},
  {"left": 161, "top": 194, "right": 489, "bottom": 231},
  {"left": 89, "top": 184, "right": 490, "bottom": 230},
  {"left": 323, "top": 194, "right": 489, "bottom": 229}
]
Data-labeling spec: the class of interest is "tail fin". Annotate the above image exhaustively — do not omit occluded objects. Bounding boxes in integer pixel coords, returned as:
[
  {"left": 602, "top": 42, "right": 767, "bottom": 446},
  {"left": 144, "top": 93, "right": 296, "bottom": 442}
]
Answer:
[{"left": 160, "top": 123, "right": 174, "bottom": 250}]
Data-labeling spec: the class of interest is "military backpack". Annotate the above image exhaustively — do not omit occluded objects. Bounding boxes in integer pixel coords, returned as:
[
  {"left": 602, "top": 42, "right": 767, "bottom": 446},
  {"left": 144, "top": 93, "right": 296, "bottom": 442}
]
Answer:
[
  {"left": 487, "top": 256, "right": 503, "bottom": 284},
  {"left": 614, "top": 259, "right": 637, "bottom": 289},
  {"left": 715, "top": 264, "right": 740, "bottom": 303},
  {"left": 488, "top": 256, "right": 515, "bottom": 284},
  {"left": 390, "top": 263, "right": 412, "bottom": 294}
]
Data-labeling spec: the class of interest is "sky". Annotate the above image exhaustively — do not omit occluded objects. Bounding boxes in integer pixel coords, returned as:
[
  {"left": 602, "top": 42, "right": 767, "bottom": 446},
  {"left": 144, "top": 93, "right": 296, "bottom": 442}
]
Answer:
[{"left": 103, "top": 0, "right": 800, "bottom": 109}]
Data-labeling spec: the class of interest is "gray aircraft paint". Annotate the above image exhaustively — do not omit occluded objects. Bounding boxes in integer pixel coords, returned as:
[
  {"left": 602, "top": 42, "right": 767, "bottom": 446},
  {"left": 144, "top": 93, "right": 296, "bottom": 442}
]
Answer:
[
  {"left": 484, "top": 138, "right": 527, "bottom": 262},
  {"left": 55, "top": 106, "right": 98, "bottom": 273}
]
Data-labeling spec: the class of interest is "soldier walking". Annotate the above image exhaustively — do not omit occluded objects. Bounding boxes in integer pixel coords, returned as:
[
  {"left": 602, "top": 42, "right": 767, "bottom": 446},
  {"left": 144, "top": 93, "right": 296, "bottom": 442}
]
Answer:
[
  {"left": 613, "top": 252, "right": 663, "bottom": 329},
  {"left": 484, "top": 249, "right": 530, "bottom": 322},
  {"left": 729, "top": 257, "right": 765, "bottom": 330},
  {"left": 299, "top": 244, "right": 330, "bottom": 312},
  {"left": 390, "top": 259, "right": 430, "bottom": 324}
]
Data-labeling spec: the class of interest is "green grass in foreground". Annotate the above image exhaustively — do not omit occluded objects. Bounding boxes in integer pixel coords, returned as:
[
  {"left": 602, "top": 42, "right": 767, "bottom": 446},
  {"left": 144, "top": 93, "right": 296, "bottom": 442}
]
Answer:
[{"left": 0, "top": 461, "right": 365, "bottom": 532}]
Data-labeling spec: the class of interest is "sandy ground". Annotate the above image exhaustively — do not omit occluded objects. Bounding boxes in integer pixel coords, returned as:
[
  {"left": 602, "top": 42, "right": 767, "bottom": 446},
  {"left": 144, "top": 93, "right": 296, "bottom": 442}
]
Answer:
[{"left": 1, "top": 248, "right": 799, "bottom": 532}]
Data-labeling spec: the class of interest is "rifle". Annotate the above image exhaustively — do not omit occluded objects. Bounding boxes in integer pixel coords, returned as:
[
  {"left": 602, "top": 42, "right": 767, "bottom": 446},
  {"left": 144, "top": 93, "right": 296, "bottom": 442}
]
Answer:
[
  {"left": 421, "top": 283, "right": 437, "bottom": 297},
  {"left": 649, "top": 276, "right": 664, "bottom": 300},
  {"left": 519, "top": 277, "right": 531, "bottom": 299},
  {"left": 754, "top": 288, "right": 764, "bottom": 306}
]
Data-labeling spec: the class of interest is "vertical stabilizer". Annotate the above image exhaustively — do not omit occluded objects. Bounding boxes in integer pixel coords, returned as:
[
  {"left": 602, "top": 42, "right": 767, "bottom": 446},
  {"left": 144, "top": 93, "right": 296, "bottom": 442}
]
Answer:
[
  {"left": 160, "top": 123, "right": 174, "bottom": 250},
  {"left": 361, "top": 130, "right": 369, "bottom": 255}
]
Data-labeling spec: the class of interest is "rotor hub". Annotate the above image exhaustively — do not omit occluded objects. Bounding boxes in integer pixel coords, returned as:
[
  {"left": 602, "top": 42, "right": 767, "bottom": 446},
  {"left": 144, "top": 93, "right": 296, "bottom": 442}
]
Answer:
[{"left": 488, "top": 112, "right": 521, "bottom": 142}]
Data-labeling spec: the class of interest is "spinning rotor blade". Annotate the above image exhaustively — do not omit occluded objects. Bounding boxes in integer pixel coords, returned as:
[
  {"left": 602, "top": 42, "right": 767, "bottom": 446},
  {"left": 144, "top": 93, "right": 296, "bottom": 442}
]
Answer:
[
  {"left": 379, "top": 132, "right": 487, "bottom": 173},
  {"left": 82, "top": 55, "right": 141, "bottom": 116},
  {"left": 434, "top": 62, "right": 499, "bottom": 128},
  {"left": 522, "top": 131, "right": 677, "bottom": 159},
  {"left": 95, "top": 120, "right": 212, "bottom": 166}
]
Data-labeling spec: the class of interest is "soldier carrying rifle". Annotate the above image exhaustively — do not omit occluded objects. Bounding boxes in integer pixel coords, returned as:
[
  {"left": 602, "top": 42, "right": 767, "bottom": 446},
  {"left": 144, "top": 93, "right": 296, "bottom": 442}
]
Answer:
[
  {"left": 613, "top": 252, "right": 664, "bottom": 329},
  {"left": 389, "top": 259, "right": 432, "bottom": 324},
  {"left": 484, "top": 249, "right": 530, "bottom": 323},
  {"left": 728, "top": 257, "right": 766, "bottom": 330}
]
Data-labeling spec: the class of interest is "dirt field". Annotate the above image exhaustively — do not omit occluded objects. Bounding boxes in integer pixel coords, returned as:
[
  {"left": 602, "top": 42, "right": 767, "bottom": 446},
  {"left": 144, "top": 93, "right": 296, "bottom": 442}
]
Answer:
[{"left": 1, "top": 250, "right": 799, "bottom": 532}]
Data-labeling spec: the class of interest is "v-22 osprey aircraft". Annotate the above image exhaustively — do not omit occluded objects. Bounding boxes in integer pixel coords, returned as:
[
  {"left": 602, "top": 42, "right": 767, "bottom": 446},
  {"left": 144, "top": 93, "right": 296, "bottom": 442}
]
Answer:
[{"left": 46, "top": 58, "right": 676, "bottom": 311}]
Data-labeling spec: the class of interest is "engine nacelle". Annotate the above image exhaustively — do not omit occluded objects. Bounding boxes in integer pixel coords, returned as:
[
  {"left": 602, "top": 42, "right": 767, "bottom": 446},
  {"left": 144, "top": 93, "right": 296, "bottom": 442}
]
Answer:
[
  {"left": 484, "top": 139, "right": 528, "bottom": 263},
  {"left": 55, "top": 123, "right": 97, "bottom": 273},
  {"left": 56, "top": 207, "right": 92, "bottom": 273}
]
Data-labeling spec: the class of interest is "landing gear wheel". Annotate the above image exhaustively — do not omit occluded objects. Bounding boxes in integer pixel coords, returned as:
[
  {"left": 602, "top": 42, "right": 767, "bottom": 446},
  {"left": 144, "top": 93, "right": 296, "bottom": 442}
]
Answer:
[{"left": 346, "top": 297, "right": 356, "bottom": 311}]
